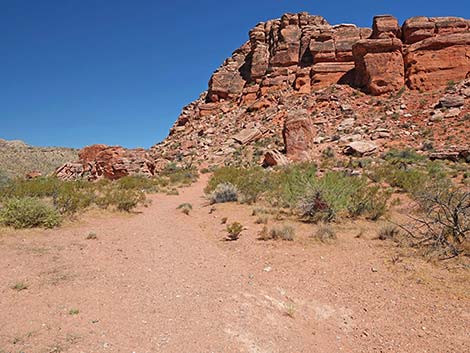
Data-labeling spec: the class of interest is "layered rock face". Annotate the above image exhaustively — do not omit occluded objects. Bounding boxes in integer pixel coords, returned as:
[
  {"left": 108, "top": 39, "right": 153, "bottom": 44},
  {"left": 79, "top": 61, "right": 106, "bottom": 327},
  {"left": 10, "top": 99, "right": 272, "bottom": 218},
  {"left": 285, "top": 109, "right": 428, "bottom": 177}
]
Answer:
[
  {"left": 207, "top": 13, "right": 372, "bottom": 104},
  {"left": 403, "top": 17, "right": 470, "bottom": 90},
  {"left": 56, "top": 145, "right": 155, "bottom": 180},
  {"left": 205, "top": 13, "right": 470, "bottom": 101}
]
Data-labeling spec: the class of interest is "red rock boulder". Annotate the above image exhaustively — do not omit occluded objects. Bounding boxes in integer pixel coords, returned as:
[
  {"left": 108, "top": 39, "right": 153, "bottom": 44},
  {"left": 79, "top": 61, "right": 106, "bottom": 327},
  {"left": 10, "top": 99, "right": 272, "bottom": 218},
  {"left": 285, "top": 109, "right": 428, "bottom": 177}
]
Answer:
[{"left": 282, "top": 110, "right": 316, "bottom": 162}]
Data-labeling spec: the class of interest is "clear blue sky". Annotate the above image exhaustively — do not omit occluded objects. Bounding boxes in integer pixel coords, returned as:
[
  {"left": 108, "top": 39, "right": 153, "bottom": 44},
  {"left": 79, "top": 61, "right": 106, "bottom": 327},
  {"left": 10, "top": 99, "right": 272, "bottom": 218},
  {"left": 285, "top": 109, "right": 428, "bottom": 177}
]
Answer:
[{"left": 1, "top": 1, "right": 468, "bottom": 148}]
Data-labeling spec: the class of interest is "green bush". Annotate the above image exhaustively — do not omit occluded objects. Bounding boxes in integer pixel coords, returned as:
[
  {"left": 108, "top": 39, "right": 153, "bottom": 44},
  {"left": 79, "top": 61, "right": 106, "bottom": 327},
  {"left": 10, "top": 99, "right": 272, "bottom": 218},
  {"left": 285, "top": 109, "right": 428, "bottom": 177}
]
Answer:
[
  {"left": 368, "top": 160, "right": 451, "bottom": 196},
  {"left": 205, "top": 166, "right": 267, "bottom": 204},
  {"left": 382, "top": 148, "right": 425, "bottom": 163},
  {"left": 160, "top": 164, "right": 199, "bottom": 186},
  {"left": 298, "top": 172, "right": 389, "bottom": 222},
  {"left": 0, "top": 197, "right": 61, "bottom": 229},
  {"left": 206, "top": 163, "right": 317, "bottom": 206},
  {"left": 97, "top": 189, "right": 146, "bottom": 212},
  {"left": 53, "top": 182, "right": 95, "bottom": 215},
  {"left": 0, "top": 177, "right": 61, "bottom": 199}
]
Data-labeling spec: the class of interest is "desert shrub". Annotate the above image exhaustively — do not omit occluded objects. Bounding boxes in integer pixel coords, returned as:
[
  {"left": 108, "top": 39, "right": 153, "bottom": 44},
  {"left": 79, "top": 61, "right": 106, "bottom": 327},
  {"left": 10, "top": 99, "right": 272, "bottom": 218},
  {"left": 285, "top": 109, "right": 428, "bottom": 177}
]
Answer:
[
  {"left": 268, "top": 163, "right": 317, "bottom": 208},
  {"left": 0, "top": 171, "right": 10, "bottom": 188},
  {"left": 206, "top": 166, "right": 267, "bottom": 204},
  {"left": 348, "top": 185, "right": 391, "bottom": 221},
  {"left": 209, "top": 183, "right": 239, "bottom": 204},
  {"left": 257, "top": 226, "right": 271, "bottom": 240},
  {"left": 206, "top": 163, "right": 318, "bottom": 206},
  {"left": 313, "top": 224, "right": 337, "bottom": 242},
  {"left": 117, "top": 175, "right": 162, "bottom": 192},
  {"left": 226, "top": 222, "right": 243, "bottom": 240},
  {"left": 298, "top": 172, "right": 389, "bottom": 222},
  {"left": 255, "top": 215, "right": 269, "bottom": 224},
  {"left": 0, "top": 176, "right": 61, "bottom": 199},
  {"left": 369, "top": 160, "right": 451, "bottom": 196},
  {"left": 377, "top": 225, "right": 400, "bottom": 240},
  {"left": 270, "top": 225, "right": 295, "bottom": 241},
  {"left": 0, "top": 197, "right": 61, "bottom": 229},
  {"left": 160, "top": 164, "right": 199, "bottom": 186},
  {"left": 208, "top": 166, "right": 388, "bottom": 222},
  {"left": 401, "top": 188, "right": 469, "bottom": 258},
  {"left": 382, "top": 148, "right": 425, "bottom": 163},
  {"left": 53, "top": 182, "right": 95, "bottom": 215},
  {"left": 177, "top": 203, "right": 193, "bottom": 215},
  {"left": 298, "top": 189, "right": 334, "bottom": 222},
  {"left": 97, "top": 189, "right": 146, "bottom": 212},
  {"left": 322, "top": 147, "right": 335, "bottom": 159}
]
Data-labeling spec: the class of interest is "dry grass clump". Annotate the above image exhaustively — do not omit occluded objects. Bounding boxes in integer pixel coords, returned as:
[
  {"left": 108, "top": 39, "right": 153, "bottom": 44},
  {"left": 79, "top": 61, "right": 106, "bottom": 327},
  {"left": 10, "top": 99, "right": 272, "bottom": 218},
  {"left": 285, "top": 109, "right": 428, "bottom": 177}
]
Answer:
[
  {"left": 312, "top": 224, "right": 337, "bottom": 243},
  {"left": 377, "top": 225, "right": 400, "bottom": 240},
  {"left": 255, "top": 215, "right": 269, "bottom": 224},
  {"left": 269, "top": 225, "right": 295, "bottom": 241}
]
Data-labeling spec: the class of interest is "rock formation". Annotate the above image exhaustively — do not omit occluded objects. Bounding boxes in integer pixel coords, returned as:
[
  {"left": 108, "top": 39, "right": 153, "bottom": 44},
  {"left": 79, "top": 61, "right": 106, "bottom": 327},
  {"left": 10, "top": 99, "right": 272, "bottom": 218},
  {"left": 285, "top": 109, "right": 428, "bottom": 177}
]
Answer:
[
  {"left": 56, "top": 13, "right": 470, "bottom": 180},
  {"left": 204, "top": 13, "right": 470, "bottom": 102},
  {"left": 56, "top": 145, "right": 155, "bottom": 180}
]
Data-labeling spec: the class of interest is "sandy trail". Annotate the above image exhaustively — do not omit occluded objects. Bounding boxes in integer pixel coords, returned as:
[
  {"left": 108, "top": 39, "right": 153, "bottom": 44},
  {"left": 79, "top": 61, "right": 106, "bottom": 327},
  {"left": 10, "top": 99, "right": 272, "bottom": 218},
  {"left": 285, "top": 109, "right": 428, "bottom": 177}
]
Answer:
[{"left": 0, "top": 176, "right": 469, "bottom": 353}]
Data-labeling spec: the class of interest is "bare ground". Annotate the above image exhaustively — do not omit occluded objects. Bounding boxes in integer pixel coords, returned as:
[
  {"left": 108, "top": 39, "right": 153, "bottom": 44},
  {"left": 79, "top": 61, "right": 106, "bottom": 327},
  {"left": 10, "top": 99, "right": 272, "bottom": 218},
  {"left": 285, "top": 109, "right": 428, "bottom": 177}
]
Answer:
[{"left": 1, "top": 176, "right": 469, "bottom": 353}]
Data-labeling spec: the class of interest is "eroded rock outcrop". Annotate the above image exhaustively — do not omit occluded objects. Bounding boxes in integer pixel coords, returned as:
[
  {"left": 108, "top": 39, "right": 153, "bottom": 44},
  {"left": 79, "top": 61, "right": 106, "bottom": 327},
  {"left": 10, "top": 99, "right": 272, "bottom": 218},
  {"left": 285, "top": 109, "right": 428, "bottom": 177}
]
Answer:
[
  {"left": 56, "top": 145, "right": 155, "bottom": 181},
  {"left": 204, "top": 13, "right": 470, "bottom": 102}
]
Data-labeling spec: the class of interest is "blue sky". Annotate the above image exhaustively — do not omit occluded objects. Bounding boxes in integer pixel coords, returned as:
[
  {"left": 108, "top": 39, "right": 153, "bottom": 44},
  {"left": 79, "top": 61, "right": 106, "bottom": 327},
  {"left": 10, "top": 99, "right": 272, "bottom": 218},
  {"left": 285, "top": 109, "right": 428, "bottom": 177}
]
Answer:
[{"left": 1, "top": 0, "right": 469, "bottom": 148}]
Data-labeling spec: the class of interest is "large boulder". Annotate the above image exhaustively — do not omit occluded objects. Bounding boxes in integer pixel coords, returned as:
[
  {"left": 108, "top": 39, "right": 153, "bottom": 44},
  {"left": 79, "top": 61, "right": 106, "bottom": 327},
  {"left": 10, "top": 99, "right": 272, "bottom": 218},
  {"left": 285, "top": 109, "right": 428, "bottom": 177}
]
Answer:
[
  {"left": 343, "top": 141, "right": 378, "bottom": 156},
  {"left": 282, "top": 110, "right": 316, "bottom": 162}
]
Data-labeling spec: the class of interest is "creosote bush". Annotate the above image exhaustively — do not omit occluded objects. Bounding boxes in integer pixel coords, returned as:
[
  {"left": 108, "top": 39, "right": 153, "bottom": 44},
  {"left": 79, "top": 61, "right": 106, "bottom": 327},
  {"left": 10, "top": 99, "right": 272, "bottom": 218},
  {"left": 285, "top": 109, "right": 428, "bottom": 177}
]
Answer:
[
  {"left": 0, "top": 197, "right": 61, "bottom": 229},
  {"left": 298, "top": 173, "right": 390, "bottom": 223}
]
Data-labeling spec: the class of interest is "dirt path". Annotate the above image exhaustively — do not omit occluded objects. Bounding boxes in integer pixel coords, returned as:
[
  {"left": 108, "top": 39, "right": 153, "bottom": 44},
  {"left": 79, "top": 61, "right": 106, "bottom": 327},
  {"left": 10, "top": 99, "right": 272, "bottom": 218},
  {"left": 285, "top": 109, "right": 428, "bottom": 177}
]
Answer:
[{"left": 1, "top": 176, "right": 469, "bottom": 353}]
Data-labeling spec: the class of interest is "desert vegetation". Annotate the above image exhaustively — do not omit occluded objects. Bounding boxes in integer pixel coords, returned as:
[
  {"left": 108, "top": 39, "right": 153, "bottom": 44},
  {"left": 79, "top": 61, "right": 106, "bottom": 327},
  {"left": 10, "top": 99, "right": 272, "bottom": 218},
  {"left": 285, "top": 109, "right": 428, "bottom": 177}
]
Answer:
[
  {"left": 206, "top": 149, "right": 470, "bottom": 258},
  {"left": 0, "top": 165, "right": 198, "bottom": 229},
  {"left": 206, "top": 163, "right": 390, "bottom": 223}
]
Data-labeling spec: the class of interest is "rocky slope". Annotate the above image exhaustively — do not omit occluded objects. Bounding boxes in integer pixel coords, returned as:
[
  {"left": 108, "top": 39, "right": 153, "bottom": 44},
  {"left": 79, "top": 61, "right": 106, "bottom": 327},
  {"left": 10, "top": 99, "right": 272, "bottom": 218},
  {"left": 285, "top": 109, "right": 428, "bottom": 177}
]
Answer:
[
  {"left": 148, "top": 13, "right": 470, "bottom": 169},
  {"left": 0, "top": 139, "right": 78, "bottom": 179},
  {"left": 58, "top": 13, "right": 470, "bottom": 179}
]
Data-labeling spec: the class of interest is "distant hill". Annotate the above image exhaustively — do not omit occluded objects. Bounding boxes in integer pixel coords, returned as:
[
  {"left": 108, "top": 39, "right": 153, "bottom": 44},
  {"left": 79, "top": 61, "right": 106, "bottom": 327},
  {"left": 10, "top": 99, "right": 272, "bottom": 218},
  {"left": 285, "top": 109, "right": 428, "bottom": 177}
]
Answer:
[{"left": 0, "top": 139, "right": 78, "bottom": 179}]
